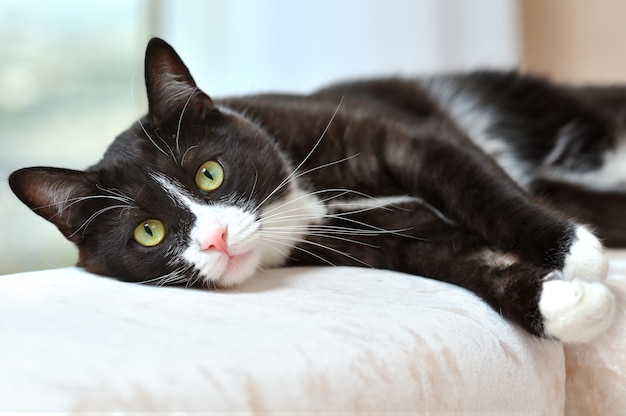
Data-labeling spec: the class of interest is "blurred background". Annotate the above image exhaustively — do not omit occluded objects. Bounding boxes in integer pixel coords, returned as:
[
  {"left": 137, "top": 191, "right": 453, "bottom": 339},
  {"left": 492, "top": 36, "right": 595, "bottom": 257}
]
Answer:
[{"left": 1, "top": 0, "right": 624, "bottom": 274}]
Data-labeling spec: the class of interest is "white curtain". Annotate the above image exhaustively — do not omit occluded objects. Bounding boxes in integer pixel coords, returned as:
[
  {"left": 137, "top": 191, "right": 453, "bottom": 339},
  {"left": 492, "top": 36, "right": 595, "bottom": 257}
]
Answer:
[{"left": 155, "top": 0, "right": 521, "bottom": 97}]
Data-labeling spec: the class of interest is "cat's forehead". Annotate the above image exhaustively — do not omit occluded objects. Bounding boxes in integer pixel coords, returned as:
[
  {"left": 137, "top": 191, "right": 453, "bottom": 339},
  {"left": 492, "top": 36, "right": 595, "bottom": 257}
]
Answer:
[
  {"left": 161, "top": 107, "right": 263, "bottom": 139},
  {"left": 139, "top": 110, "right": 270, "bottom": 160},
  {"left": 103, "top": 113, "right": 256, "bottom": 172},
  {"left": 91, "top": 106, "right": 293, "bottom": 215},
  {"left": 150, "top": 172, "right": 200, "bottom": 210}
]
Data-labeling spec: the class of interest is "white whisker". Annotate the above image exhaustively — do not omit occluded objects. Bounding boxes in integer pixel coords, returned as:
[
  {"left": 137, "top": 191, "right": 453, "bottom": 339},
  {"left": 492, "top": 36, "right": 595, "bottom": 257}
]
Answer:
[
  {"left": 37, "top": 193, "right": 135, "bottom": 221},
  {"left": 132, "top": 111, "right": 169, "bottom": 159},
  {"left": 258, "top": 188, "right": 352, "bottom": 221},
  {"left": 249, "top": 167, "right": 259, "bottom": 201},
  {"left": 263, "top": 208, "right": 421, "bottom": 239},
  {"left": 262, "top": 233, "right": 374, "bottom": 268},
  {"left": 255, "top": 98, "right": 344, "bottom": 211},
  {"left": 259, "top": 187, "right": 398, "bottom": 221},
  {"left": 286, "top": 153, "right": 360, "bottom": 187},
  {"left": 154, "top": 128, "right": 178, "bottom": 164},
  {"left": 262, "top": 224, "right": 399, "bottom": 236},
  {"left": 176, "top": 87, "right": 198, "bottom": 160},
  {"left": 181, "top": 144, "right": 200, "bottom": 168},
  {"left": 187, "top": 271, "right": 205, "bottom": 288},
  {"left": 261, "top": 229, "right": 379, "bottom": 248},
  {"left": 260, "top": 239, "right": 337, "bottom": 267},
  {"left": 138, "top": 266, "right": 187, "bottom": 286},
  {"left": 69, "top": 204, "right": 136, "bottom": 238},
  {"left": 95, "top": 185, "right": 135, "bottom": 204}
]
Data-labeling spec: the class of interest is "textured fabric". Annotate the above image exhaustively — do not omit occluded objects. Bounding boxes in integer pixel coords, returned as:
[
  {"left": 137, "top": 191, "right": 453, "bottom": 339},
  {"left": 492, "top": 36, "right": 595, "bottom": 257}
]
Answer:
[
  {"left": 565, "top": 250, "right": 626, "bottom": 416},
  {"left": 0, "top": 265, "right": 565, "bottom": 413}
]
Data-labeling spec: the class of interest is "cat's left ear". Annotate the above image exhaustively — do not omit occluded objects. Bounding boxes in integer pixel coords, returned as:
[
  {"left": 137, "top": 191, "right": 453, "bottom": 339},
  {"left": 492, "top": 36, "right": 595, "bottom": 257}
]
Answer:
[
  {"left": 9, "top": 167, "right": 99, "bottom": 243},
  {"left": 144, "top": 38, "right": 214, "bottom": 125}
]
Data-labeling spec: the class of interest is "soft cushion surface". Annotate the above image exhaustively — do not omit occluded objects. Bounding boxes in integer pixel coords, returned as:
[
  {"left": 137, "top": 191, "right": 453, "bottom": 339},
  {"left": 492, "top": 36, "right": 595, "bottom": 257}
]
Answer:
[
  {"left": 0, "top": 266, "right": 564, "bottom": 413},
  {"left": 564, "top": 250, "right": 626, "bottom": 416}
]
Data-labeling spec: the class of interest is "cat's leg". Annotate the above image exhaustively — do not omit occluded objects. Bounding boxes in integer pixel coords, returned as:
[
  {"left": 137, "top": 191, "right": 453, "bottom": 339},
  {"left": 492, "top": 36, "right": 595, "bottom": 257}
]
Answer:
[
  {"left": 533, "top": 179, "right": 626, "bottom": 247},
  {"left": 383, "top": 130, "right": 609, "bottom": 283},
  {"left": 539, "top": 273, "right": 614, "bottom": 343},
  {"left": 466, "top": 253, "right": 615, "bottom": 343},
  {"left": 418, "top": 244, "right": 615, "bottom": 343},
  {"left": 292, "top": 203, "right": 615, "bottom": 343},
  {"left": 398, "top": 225, "right": 616, "bottom": 343},
  {"left": 373, "top": 128, "right": 615, "bottom": 341}
]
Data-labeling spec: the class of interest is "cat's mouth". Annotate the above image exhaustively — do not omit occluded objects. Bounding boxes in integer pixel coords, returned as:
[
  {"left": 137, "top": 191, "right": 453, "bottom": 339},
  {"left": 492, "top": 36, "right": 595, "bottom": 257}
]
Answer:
[{"left": 206, "top": 248, "right": 259, "bottom": 288}]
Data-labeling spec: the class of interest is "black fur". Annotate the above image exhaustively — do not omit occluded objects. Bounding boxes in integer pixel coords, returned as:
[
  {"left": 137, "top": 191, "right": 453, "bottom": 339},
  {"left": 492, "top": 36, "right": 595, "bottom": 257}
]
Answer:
[{"left": 9, "top": 38, "right": 622, "bottom": 340}]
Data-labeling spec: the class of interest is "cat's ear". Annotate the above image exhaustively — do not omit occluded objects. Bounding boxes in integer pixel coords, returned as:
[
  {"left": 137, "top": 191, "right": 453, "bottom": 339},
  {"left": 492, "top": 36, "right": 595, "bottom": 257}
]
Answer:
[
  {"left": 144, "top": 38, "right": 214, "bottom": 124},
  {"left": 9, "top": 167, "right": 98, "bottom": 243}
]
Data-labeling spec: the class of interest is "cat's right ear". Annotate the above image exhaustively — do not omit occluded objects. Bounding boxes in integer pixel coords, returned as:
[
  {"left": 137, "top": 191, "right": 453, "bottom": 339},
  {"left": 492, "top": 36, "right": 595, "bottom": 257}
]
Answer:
[
  {"left": 144, "top": 38, "right": 214, "bottom": 125},
  {"left": 9, "top": 167, "right": 98, "bottom": 243}
]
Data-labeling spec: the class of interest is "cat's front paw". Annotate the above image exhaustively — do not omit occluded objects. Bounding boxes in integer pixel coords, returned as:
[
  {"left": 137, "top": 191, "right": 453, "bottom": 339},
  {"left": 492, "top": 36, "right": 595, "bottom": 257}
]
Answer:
[
  {"left": 561, "top": 225, "right": 608, "bottom": 281},
  {"left": 539, "top": 276, "right": 615, "bottom": 343}
]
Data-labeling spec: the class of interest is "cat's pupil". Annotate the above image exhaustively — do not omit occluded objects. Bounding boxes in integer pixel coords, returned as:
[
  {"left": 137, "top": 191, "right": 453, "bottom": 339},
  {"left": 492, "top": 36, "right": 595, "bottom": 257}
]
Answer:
[
  {"left": 144, "top": 223, "right": 153, "bottom": 237},
  {"left": 203, "top": 168, "right": 214, "bottom": 181}
]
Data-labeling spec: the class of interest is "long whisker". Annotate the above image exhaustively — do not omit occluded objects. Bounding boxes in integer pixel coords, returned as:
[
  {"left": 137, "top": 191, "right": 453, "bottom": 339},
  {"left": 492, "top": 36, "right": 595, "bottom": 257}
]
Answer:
[
  {"left": 176, "top": 87, "right": 198, "bottom": 161},
  {"left": 137, "top": 266, "right": 187, "bottom": 286},
  {"left": 285, "top": 153, "right": 360, "bottom": 189},
  {"left": 262, "top": 224, "right": 406, "bottom": 237},
  {"left": 35, "top": 194, "right": 135, "bottom": 221},
  {"left": 187, "top": 270, "right": 205, "bottom": 288},
  {"left": 95, "top": 185, "right": 135, "bottom": 204},
  {"left": 262, "top": 206, "right": 422, "bottom": 240},
  {"left": 259, "top": 239, "right": 337, "bottom": 267},
  {"left": 261, "top": 229, "right": 380, "bottom": 248},
  {"left": 181, "top": 144, "right": 200, "bottom": 168},
  {"left": 154, "top": 128, "right": 178, "bottom": 164},
  {"left": 289, "top": 96, "right": 344, "bottom": 181},
  {"left": 131, "top": 84, "right": 169, "bottom": 158},
  {"left": 158, "top": 273, "right": 188, "bottom": 287},
  {"left": 69, "top": 204, "right": 136, "bottom": 238},
  {"left": 258, "top": 187, "right": 382, "bottom": 221},
  {"left": 249, "top": 167, "right": 259, "bottom": 202},
  {"left": 261, "top": 234, "right": 374, "bottom": 268},
  {"left": 258, "top": 188, "right": 404, "bottom": 228},
  {"left": 255, "top": 97, "right": 344, "bottom": 211}
]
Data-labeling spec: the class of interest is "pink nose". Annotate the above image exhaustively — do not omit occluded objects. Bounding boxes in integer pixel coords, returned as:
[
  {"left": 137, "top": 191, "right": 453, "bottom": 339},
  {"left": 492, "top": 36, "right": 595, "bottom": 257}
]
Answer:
[{"left": 200, "top": 226, "right": 229, "bottom": 255}]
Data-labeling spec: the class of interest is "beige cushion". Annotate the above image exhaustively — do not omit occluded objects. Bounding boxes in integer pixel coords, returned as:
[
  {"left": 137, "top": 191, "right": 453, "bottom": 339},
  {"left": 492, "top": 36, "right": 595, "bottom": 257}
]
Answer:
[
  {"left": 0, "top": 265, "right": 565, "bottom": 413},
  {"left": 564, "top": 250, "right": 626, "bottom": 416}
]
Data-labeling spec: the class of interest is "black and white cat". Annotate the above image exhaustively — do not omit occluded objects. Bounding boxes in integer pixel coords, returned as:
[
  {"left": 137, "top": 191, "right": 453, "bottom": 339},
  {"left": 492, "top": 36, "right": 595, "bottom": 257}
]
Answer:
[{"left": 10, "top": 38, "right": 621, "bottom": 343}]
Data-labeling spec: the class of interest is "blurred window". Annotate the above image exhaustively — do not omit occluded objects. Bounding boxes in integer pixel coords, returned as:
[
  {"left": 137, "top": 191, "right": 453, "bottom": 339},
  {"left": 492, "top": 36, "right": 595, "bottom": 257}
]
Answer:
[{"left": 0, "top": 0, "right": 149, "bottom": 274}]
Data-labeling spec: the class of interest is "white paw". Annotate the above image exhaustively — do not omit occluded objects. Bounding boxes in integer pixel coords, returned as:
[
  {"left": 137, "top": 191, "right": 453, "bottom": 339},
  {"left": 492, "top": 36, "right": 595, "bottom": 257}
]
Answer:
[
  {"left": 539, "top": 278, "right": 615, "bottom": 343},
  {"left": 562, "top": 225, "right": 608, "bottom": 281}
]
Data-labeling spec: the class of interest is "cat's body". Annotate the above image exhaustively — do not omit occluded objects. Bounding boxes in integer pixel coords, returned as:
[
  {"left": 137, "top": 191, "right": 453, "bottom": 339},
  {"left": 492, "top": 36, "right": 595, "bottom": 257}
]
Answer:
[{"left": 10, "top": 39, "right": 622, "bottom": 343}]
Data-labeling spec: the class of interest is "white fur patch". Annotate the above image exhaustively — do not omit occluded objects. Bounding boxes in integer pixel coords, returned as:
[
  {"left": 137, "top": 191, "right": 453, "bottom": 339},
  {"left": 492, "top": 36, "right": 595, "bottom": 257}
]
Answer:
[
  {"left": 183, "top": 203, "right": 261, "bottom": 287},
  {"left": 542, "top": 135, "right": 626, "bottom": 191},
  {"left": 330, "top": 195, "right": 457, "bottom": 225},
  {"left": 258, "top": 184, "right": 327, "bottom": 268},
  {"left": 539, "top": 277, "right": 615, "bottom": 343},
  {"left": 475, "top": 249, "right": 518, "bottom": 269},
  {"left": 329, "top": 195, "right": 418, "bottom": 212},
  {"left": 153, "top": 172, "right": 326, "bottom": 286},
  {"left": 420, "top": 78, "right": 532, "bottom": 188},
  {"left": 562, "top": 225, "right": 608, "bottom": 281},
  {"left": 153, "top": 175, "right": 261, "bottom": 287}
]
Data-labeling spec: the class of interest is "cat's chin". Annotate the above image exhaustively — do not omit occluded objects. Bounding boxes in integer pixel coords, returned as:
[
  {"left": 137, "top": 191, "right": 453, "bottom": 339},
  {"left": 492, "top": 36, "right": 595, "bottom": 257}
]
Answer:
[{"left": 204, "top": 249, "right": 261, "bottom": 288}]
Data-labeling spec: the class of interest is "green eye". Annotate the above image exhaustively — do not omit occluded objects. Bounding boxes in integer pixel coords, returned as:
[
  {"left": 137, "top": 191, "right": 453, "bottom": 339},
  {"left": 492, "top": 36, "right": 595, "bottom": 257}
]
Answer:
[
  {"left": 195, "top": 160, "right": 224, "bottom": 192},
  {"left": 133, "top": 219, "right": 165, "bottom": 247}
]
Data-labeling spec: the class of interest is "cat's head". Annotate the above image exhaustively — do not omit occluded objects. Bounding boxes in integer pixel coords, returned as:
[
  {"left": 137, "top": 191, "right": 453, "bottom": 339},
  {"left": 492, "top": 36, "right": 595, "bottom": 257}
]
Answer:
[{"left": 9, "top": 38, "right": 325, "bottom": 287}]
